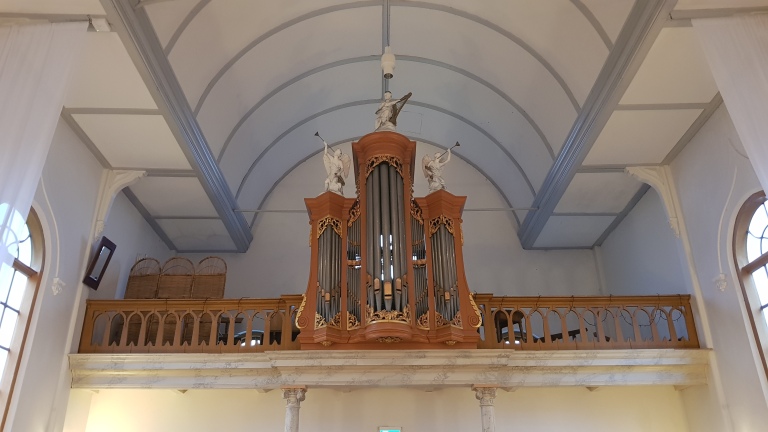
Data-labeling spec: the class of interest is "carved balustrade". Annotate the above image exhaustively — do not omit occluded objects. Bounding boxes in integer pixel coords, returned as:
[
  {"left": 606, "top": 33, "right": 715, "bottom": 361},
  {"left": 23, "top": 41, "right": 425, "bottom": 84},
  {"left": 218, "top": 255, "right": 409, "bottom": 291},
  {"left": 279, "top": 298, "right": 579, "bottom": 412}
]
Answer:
[
  {"left": 78, "top": 294, "right": 699, "bottom": 353},
  {"left": 473, "top": 294, "right": 699, "bottom": 350},
  {"left": 78, "top": 295, "right": 302, "bottom": 353}
]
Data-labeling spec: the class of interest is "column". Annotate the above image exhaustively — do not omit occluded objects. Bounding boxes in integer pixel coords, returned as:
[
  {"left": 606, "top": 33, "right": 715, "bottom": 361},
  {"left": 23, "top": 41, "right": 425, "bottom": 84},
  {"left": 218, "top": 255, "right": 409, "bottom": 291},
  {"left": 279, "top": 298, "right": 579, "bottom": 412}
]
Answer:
[
  {"left": 282, "top": 387, "right": 306, "bottom": 432},
  {"left": 473, "top": 386, "right": 497, "bottom": 432}
]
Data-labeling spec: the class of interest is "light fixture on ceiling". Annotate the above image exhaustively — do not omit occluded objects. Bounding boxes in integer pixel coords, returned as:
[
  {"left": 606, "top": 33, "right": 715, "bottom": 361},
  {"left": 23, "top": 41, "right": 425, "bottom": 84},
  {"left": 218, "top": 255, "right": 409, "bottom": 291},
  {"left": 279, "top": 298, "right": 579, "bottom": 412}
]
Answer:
[
  {"left": 87, "top": 16, "right": 111, "bottom": 32},
  {"left": 381, "top": 46, "right": 396, "bottom": 79}
]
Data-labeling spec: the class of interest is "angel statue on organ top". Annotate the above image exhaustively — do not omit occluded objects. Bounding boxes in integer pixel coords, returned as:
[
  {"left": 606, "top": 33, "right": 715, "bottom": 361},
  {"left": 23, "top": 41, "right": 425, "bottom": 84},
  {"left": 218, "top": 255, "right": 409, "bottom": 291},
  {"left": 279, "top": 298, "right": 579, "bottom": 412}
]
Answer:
[
  {"left": 422, "top": 142, "right": 459, "bottom": 193},
  {"left": 318, "top": 133, "right": 351, "bottom": 196},
  {"left": 375, "top": 91, "right": 412, "bottom": 132}
]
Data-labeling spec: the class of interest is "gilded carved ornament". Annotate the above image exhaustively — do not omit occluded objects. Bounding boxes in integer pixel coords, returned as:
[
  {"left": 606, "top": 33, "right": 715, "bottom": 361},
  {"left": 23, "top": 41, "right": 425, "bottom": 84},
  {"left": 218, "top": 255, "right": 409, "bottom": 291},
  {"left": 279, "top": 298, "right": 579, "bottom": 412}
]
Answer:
[
  {"left": 317, "top": 216, "right": 342, "bottom": 238},
  {"left": 295, "top": 294, "right": 308, "bottom": 329},
  {"left": 364, "top": 155, "right": 404, "bottom": 179},
  {"left": 348, "top": 199, "right": 360, "bottom": 226},
  {"left": 429, "top": 215, "right": 455, "bottom": 236},
  {"left": 315, "top": 313, "right": 327, "bottom": 329}
]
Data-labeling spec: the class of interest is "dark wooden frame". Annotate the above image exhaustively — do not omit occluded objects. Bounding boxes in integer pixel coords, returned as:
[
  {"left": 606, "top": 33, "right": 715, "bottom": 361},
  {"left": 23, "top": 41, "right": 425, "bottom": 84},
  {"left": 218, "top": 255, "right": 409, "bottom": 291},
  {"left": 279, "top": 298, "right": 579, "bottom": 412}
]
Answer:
[{"left": 83, "top": 236, "right": 116, "bottom": 290}]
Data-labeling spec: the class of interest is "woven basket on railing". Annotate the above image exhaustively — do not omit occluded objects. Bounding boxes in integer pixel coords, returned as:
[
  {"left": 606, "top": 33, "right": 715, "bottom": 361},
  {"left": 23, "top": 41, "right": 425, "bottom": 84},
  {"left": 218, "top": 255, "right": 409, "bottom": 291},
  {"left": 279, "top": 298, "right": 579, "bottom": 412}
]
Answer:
[
  {"left": 124, "top": 258, "right": 161, "bottom": 299},
  {"left": 157, "top": 257, "right": 194, "bottom": 299},
  {"left": 191, "top": 256, "right": 227, "bottom": 299}
]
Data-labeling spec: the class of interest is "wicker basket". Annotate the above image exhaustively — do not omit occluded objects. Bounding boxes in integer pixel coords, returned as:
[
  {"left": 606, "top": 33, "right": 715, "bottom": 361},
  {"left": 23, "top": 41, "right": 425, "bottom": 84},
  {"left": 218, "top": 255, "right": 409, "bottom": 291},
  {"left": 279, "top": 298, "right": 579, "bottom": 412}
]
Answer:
[
  {"left": 157, "top": 257, "right": 194, "bottom": 299},
  {"left": 191, "top": 256, "right": 227, "bottom": 299},
  {"left": 124, "top": 258, "right": 161, "bottom": 299}
]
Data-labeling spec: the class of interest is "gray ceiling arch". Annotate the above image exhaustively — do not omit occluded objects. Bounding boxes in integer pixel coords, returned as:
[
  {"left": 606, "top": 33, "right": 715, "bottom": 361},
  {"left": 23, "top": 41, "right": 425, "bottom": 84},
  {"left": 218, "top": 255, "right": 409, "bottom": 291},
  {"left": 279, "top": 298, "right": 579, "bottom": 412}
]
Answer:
[
  {"left": 570, "top": 0, "right": 614, "bottom": 50},
  {"left": 162, "top": 0, "right": 210, "bottom": 55},
  {"left": 216, "top": 55, "right": 555, "bottom": 163},
  {"left": 184, "top": 1, "right": 581, "bottom": 116},
  {"left": 234, "top": 98, "right": 537, "bottom": 201},
  {"left": 249, "top": 135, "right": 522, "bottom": 229},
  {"left": 391, "top": 0, "right": 580, "bottom": 111},
  {"left": 191, "top": 1, "right": 381, "bottom": 114}
]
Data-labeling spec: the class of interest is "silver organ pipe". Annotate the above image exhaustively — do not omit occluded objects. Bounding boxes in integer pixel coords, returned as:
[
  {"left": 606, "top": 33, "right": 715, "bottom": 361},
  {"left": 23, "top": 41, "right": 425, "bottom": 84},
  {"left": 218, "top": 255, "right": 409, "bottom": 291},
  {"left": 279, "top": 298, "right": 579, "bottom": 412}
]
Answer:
[
  {"left": 365, "top": 163, "right": 408, "bottom": 313},
  {"left": 347, "top": 214, "right": 362, "bottom": 326}
]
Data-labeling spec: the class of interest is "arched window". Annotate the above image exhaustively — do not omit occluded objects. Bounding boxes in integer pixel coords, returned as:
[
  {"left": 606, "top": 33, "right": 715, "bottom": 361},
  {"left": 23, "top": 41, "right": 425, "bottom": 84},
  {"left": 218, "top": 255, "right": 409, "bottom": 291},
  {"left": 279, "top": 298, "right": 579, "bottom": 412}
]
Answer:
[
  {"left": 0, "top": 206, "right": 44, "bottom": 428},
  {"left": 734, "top": 191, "right": 768, "bottom": 378}
]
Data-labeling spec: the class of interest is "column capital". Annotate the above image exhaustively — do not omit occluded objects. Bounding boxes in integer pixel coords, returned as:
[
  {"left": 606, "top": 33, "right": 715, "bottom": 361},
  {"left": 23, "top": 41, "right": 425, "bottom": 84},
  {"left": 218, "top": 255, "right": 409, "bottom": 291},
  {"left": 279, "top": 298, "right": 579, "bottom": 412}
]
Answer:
[
  {"left": 282, "top": 386, "right": 307, "bottom": 407},
  {"left": 472, "top": 386, "right": 497, "bottom": 406}
]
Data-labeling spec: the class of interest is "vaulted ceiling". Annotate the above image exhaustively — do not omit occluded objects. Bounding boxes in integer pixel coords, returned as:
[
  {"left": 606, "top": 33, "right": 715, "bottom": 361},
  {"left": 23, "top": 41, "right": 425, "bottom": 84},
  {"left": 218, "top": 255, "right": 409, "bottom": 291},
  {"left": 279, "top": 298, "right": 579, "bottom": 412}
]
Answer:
[{"left": 1, "top": 0, "right": 764, "bottom": 252}]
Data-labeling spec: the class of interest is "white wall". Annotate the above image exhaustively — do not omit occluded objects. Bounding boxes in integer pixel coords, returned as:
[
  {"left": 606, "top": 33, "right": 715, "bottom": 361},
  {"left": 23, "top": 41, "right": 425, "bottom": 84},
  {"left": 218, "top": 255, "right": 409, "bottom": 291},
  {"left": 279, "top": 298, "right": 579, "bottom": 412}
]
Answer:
[
  {"left": 7, "top": 119, "right": 172, "bottom": 431},
  {"left": 182, "top": 141, "right": 601, "bottom": 299},
  {"left": 77, "top": 386, "right": 688, "bottom": 432},
  {"left": 669, "top": 105, "right": 768, "bottom": 431},
  {"left": 93, "top": 191, "right": 173, "bottom": 300},
  {"left": 599, "top": 189, "right": 689, "bottom": 296}
]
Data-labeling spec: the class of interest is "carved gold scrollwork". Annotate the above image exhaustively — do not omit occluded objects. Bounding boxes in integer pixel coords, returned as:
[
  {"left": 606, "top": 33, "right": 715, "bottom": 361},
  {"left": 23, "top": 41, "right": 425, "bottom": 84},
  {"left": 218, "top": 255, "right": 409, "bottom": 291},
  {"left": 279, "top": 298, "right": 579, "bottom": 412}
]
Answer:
[
  {"left": 451, "top": 311, "right": 463, "bottom": 328},
  {"left": 364, "top": 155, "right": 403, "bottom": 179},
  {"left": 315, "top": 313, "right": 327, "bottom": 329},
  {"left": 429, "top": 215, "right": 454, "bottom": 236},
  {"left": 367, "top": 305, "right": 411, "bottom": 324},
  {"left": 348, "top": 199, "right": 360, "bottom": 226},
  {"left": 468, "top": 292, "right": 482, "bottom": 329},
  {"left": 416, "top": 312, "right": 430, "bottom": 330},
  {"left": 295, "top": 294, "right": 308, "bottom": 329},
  {"left": 435, "top": 312, "right": 449, "bottom": 327},
  {"left": 348, "top": 313, "right": 360, "bottom": 330},
  {"left": 329, "top": 312, "right": 342, "bottom": 329},
  {"left": 410, "top": 200, "right": 423, "bottom": 223},
  {"left": 377, "top": 336, "right": 402, "bottom": 343},
  {"left": 318, "top": 216, "right": 342, "bottom": 238}
]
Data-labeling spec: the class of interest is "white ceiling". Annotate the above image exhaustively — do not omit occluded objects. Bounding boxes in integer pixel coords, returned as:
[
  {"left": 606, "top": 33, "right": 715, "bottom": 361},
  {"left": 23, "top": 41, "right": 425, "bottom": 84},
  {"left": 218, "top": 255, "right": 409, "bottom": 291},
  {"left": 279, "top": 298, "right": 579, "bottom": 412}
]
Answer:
[{"left": 3, "top": 0, "right": 766, "bottom": 252}]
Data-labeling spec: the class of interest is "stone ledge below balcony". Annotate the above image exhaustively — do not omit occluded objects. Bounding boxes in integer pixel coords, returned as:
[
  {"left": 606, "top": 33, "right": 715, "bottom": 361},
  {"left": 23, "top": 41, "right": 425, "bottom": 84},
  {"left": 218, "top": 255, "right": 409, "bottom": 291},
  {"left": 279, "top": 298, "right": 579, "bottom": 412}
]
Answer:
[{"left": 69, "top": 348, "right": 710, "bottom": 390}]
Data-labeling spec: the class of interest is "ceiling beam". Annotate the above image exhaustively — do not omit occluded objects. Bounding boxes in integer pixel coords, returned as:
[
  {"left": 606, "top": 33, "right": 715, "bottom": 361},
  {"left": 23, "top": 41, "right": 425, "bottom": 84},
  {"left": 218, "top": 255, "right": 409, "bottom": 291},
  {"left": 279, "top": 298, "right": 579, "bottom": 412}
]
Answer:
[
  {"left": 103, "top": 0, "right": 253, "bottom": 252},
  {"left": 517, "top": 0, "right": 675, "bottom": 249}
]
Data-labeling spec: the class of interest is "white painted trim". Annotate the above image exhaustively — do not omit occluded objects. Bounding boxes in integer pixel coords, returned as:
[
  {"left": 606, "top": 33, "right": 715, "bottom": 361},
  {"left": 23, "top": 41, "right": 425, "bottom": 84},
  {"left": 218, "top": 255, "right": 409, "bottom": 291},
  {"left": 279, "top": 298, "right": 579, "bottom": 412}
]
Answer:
[
  {"left": 93, "top": 169, "right": 147, "bottom": 239},
  {"left": 725, "top": 188, "right": 768, "bottom": 405},
  {"left": 625, "top": 166, "right": 681, "bottom": 237}
]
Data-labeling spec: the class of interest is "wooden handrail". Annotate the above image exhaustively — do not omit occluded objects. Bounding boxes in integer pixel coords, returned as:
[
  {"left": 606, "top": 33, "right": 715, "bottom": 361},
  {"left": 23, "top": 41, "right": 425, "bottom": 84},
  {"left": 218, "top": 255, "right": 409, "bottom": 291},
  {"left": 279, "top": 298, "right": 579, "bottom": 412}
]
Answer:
[{"left": 78, "top": 294, "right": 699, "bottom": 353}]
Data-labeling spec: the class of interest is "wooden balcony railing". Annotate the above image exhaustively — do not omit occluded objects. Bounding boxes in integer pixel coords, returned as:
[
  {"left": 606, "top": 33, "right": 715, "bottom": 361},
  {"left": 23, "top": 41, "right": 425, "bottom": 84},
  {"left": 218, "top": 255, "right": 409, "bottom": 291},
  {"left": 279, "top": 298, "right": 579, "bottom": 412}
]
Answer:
[
  {"left": 78, "top": 294, "right": 699, "bottom": 353},
  {"left": 78, "top": 295, "right": 304, "bottom": 353},
  {"left": 474, "top": 294, "right": 699, "bottom": 350}
]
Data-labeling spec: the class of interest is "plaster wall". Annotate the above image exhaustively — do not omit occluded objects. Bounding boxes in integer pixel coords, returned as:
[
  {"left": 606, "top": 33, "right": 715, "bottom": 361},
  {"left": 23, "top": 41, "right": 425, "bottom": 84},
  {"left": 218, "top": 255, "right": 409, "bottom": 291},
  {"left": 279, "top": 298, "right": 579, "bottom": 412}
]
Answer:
[
  {"left": 668, "top": 104, "right": 768, "bottom": 431},
  {"left": 76, "top": 386, "right": 688, "bottom": 432},
  {"left": 599, "top": 189, "right": 689, "bottom": 296},
  {"left": 91, "top": 191, "right": 173, "bottom": 301},
  {"left": 6, "top": 119, "right": 172, "bottom": 431},
  {"left": 182, "top": 141, "right": 601, "bottom": 299}
]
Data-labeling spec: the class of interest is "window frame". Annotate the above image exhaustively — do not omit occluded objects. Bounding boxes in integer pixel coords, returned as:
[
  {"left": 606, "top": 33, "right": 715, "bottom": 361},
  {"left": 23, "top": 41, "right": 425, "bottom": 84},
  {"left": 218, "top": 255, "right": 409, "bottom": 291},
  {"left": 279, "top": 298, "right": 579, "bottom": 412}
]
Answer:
[
  {"left": 733, "top": 191, "right": 768, "bottom": 380},
  {"left": 0, "top": 208, "right": 44, "bottom": 430}
]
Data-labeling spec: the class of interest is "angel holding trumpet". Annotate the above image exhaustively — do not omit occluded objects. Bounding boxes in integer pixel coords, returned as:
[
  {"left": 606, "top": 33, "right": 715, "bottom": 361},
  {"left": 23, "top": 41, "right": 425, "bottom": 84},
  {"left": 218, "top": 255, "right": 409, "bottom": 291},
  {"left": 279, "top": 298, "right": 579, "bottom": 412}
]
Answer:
[
  {"left": 422, "top": 142, "right": 459, "bottom": 193},
  {"left": 317, "top": 132, "right": 351, "bottom": 195}
]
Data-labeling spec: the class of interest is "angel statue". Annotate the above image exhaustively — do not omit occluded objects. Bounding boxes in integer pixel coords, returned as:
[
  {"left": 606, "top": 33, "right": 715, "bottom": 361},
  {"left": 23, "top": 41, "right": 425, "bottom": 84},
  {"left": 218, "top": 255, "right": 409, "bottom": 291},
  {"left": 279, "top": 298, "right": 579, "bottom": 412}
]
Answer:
[
  {"left": 322, "top": 139, "right": 351, "bottom": 195},
  {"left": 422, "top": 143, "right": 458, "bottom": 193},
  {"left": 375, "top": 91, "right": 412, "bottom": 131}
]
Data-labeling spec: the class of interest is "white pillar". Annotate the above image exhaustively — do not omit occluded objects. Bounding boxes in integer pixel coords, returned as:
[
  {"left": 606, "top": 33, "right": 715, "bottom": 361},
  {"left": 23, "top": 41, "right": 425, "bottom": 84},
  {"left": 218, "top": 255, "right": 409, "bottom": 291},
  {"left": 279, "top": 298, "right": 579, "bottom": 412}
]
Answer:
[
  {"left": 473, "top": 386, "right": 497, "bottom": 432},
  {"left": 282, "top": 387, "right": 306, "bottom": 432}
]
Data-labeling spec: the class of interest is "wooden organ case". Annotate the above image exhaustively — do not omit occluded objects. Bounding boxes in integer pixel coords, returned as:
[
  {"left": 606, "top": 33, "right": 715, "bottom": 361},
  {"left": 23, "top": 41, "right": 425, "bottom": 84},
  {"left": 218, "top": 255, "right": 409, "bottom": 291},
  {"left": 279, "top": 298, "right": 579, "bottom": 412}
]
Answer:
[{"left": 296, "top": 131, "right": 481, "bottom": 349}]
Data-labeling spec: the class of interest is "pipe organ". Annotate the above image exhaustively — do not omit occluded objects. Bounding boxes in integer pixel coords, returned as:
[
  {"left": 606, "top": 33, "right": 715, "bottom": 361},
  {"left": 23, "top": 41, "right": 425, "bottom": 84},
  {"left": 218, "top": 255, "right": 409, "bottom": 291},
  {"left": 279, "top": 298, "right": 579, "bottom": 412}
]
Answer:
[{"left": 297, "top": 131, "right": 481, "bottom": 348}]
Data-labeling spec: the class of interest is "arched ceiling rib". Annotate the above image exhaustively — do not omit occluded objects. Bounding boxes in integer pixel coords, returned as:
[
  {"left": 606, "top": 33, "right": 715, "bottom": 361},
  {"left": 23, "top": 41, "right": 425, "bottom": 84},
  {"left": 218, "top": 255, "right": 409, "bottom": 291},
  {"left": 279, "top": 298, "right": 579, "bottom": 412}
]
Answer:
[
  {"left": 214, "top": 56, "right": 554, "bottom": 168},
  {"left": 233, "top": 98, "right": 537, "bottom": 201},
  {"left": 250, "top": 137, "right": 522, "bottom": 229},
  {"left": 233, "top": 103, "right": 536, "bottom": 220},
  {"left": 166, "top": 1, "right": 589, "bottom": 122},
  {"left": 570, "top": 0, "right": 614, "bottom": 50}
]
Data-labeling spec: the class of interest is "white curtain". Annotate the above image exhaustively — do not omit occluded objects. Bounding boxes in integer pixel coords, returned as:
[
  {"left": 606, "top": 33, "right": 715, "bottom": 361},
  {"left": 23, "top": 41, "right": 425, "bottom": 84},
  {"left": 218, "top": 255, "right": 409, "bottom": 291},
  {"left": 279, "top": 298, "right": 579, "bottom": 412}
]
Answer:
[
  {"left": 0, "top": 22, "right": 87, "bottom": 270},
  {"left": 693, "top": 15, "right": 768, "bottom": 193}
]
